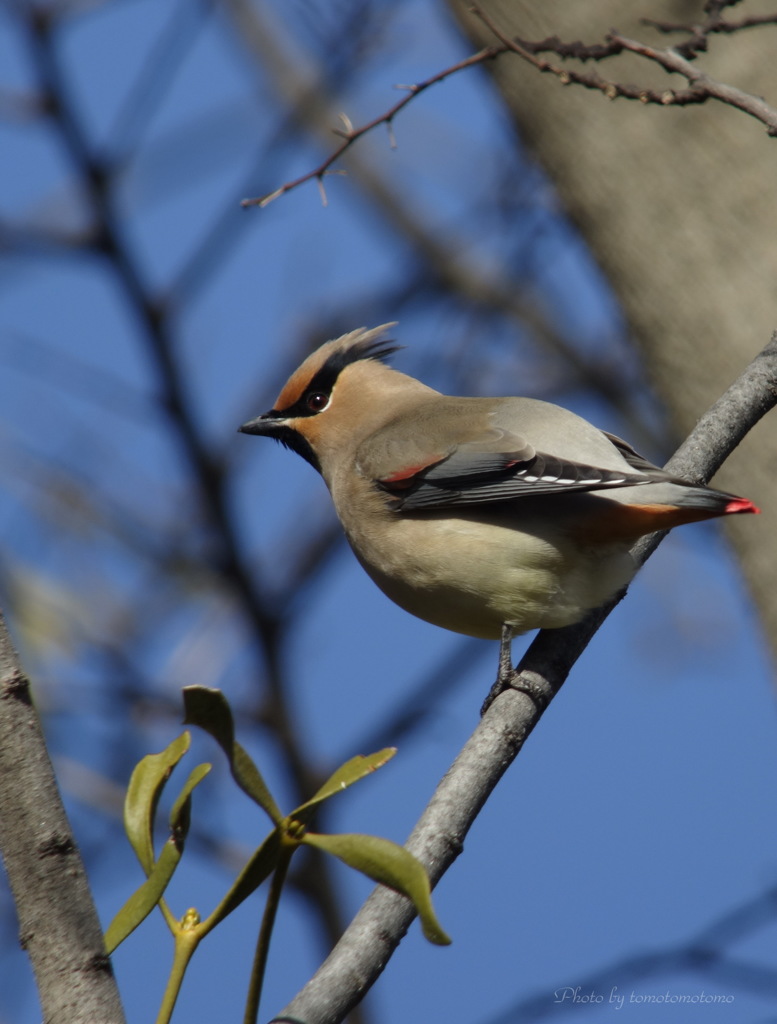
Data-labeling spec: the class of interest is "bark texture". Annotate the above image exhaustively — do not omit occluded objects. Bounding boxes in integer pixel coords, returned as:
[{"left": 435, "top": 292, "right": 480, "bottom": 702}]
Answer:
[{"left": 0, "top": 615, "right": 126, "bottom": 1024}]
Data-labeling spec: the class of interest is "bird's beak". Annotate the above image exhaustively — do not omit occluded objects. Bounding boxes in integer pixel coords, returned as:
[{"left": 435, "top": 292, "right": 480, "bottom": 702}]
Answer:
[
  {"left": 238, "top": 412, "right": 281, "bottom": 436},
  {"left": 238, "top": 410, "right": 318, "bottom": 468}
]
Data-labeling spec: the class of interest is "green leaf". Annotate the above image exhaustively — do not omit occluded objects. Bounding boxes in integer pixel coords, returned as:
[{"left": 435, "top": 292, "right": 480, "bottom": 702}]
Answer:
[
  {"left": 295, "top": 748, "right": 396, "bottom": 818},
  {"left": 169, "top": 762, "right": 211, "bottom": 840},
  {"left": 182, "top": 686, "right": 282, "bottom": 824},
  {"left": 109, "top": 749, "right": 212, "bottom": 953},
  {"left": 204, "top": 829, "right": 283, "bottom": 932},
  {"left": 303, "top": 833, "right": 451, "bottom": 945},
  {"left": 104, "top": 837, "right": 183, "bottom": 953},
  {"left": 124, "top": 733, "right": 191, "bottom": 875}
]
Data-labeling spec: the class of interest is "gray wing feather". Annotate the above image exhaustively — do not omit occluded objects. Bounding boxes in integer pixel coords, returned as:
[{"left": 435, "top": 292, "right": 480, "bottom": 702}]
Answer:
[{"left": 380, "top": 448, "right": 652, "bottom": 511}]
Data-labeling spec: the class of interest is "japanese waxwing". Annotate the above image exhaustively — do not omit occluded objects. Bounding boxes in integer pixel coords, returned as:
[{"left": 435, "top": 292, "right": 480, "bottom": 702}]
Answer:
[{"left": 240, "top": 325, "right": 758, "bottom": 672}]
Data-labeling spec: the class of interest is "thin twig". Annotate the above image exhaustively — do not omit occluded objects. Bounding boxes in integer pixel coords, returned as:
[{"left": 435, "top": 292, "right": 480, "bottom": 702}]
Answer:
[
  {"left": 473, "top": 6, "right": 708, "bottom": 107},
  {"left": 641, "top": 2, "right": 777, "bottom": 58},
  {"left": 247, "top": 8, "right": 777, "bottom": 210},
  {"left": 241, "top": 46, "right": 503, "bottom": 208},
  {"left": 610, "top": 32, "right": 777, "bottom": 134}
]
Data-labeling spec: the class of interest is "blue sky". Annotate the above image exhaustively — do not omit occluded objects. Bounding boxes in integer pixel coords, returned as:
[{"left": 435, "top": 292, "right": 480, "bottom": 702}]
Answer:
[{"left": 1, "top": 2, "right": 776, "bottom": 1022}]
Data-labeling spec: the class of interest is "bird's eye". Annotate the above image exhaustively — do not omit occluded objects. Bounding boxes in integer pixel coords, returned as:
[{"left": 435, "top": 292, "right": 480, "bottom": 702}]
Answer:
[{"left": 306, "top": 391, "right": 330, "bottom": 412}]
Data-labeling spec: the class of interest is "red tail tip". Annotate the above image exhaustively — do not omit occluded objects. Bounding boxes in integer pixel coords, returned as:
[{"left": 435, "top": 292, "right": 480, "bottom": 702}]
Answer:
[{"left": 725, "top": 497, "right": 760, "bottom": 515}]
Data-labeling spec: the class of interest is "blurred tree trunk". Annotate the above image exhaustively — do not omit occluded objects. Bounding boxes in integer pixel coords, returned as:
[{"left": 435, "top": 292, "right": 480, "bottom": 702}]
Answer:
[{"left": 448, "top": 0, "right": 777, "bottom": 663}]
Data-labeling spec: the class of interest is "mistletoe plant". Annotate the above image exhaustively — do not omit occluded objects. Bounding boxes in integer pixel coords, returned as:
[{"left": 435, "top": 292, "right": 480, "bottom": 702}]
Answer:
[{"left": 105, "top": 686, "right": 450, "bottom": 1024}]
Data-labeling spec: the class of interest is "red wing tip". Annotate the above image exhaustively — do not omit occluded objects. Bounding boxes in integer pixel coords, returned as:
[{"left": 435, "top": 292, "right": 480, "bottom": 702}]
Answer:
[
  {"left": 725, "top": 497, "right": 760, "bottom": 515},
  {"left": 381, "top": 455, "right": 445, "bottom": 485}
]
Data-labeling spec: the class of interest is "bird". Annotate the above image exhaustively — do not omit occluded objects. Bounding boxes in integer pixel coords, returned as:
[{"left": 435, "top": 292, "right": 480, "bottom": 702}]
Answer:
[{"left": 239, "top": 324, "right": 759, "bottom": 684}]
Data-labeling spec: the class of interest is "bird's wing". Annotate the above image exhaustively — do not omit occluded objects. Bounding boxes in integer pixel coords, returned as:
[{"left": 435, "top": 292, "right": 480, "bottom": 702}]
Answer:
[
  {"left": 600, "top": 430, "right": 666, "bottom": 475},
  {"left": 374, "top": 435, "right": 652, "bottom": 512}
]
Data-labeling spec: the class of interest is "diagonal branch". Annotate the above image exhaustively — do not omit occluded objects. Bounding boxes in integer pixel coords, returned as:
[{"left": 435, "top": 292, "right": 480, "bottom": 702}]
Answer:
[{"left": 272, "top": 331, "right": 777, "bottom": 1024}]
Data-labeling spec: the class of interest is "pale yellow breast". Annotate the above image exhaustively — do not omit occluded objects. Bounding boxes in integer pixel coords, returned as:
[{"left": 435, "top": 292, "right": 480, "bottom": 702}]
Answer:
[{"left": 333, "top": 494, "right": 635, "bottom": 639}]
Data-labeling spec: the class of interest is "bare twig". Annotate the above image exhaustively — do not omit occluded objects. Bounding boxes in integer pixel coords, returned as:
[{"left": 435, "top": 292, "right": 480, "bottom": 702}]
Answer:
[
  {"left": 247, "top": 7, "right": 777, "bottom": 211},
  {"left": 273, "top": 332, "right": 777, "bottom": 1024},
  {"left": 475, "top": 7, "right": 777, "bottom": 133},
  {"left": 241, "top": 46, "right": 503, "bottom": 208},
  {"left": 609, "top": 32, "right": 777, "bottom": 134},
  {"left": 643, "top": 13, "right": 777, "bottom": 45},
  {"left": 473, "top": 7, "right": 708, "bottom": 107}
]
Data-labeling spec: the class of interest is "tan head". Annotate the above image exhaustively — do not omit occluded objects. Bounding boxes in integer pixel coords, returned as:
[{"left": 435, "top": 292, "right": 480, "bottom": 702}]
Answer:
[{"left": 239, "top": 324, "right": 436, "bottom": 476}]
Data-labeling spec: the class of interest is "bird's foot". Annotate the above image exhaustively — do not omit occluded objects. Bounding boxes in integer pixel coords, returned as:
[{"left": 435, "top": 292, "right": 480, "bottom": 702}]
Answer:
[
  {"left": 481, "top": 624, "right": 516, "bottom": 714},
  {"left": 497, "top": 622, "right": 514, "bottom": 687},
  {"left": 481, "top": 623, "right": 551, "bottom": 716}
]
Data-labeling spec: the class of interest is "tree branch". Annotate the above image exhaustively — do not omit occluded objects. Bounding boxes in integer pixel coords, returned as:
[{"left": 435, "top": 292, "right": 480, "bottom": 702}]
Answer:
[
  {"left": 240, "top": 45, "right": 503, "bottom": 208},
  {"left": 0, "top": 612, "right": 126, "bottom": 1023},
  {"left": 642, "top": 11, "right": 777, "bottom": 59},
  {"left": 273, "top": 331, "right": 777, "bottom": 1024},
  {"left": 609, "top": 32, "right": 777, "bottom": 134},
  {"left": 246, "top": 8, "right": 777, "bottom": 211}
]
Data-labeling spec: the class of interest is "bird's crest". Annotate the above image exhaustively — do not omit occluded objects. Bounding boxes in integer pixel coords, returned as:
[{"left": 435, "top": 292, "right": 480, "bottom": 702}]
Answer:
[{"left": 273, "top": 324, "right": 401, "bottom": 415}]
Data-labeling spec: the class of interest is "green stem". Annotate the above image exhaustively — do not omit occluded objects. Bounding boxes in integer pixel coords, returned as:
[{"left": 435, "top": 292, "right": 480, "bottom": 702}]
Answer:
[
  {"left": 243, "top": 851, "right": 292, "bottom": 1024},
  {"left": 156, "top": 932, "right": 199, "bottom": 1024}
]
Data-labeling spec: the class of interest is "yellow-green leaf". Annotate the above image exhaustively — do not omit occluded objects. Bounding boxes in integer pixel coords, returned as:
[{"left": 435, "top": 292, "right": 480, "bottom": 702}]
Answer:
[
  {"left": 124, "top": 733, "right": 190, "bottom": 875},
  {"left": 295, "top": 748, "right": 396, "bottom": 818},
  {"left": 182, "top": 686, "right": 282, "bottom": 824},
  {"left": 104, "top": 837, "right": 183, "bottom": 953},
  {"left": 169, "top": 762, "right": 211, "bottom": 840},
  {"left": 303, "top": 833, "right": 451, "bottom": 945},
  {"left": 203, "top": 830, "right": 282, "bottom": 933}
]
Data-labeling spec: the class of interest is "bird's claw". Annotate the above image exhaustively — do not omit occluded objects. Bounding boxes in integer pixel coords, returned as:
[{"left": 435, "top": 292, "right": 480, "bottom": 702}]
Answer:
[{"left": 481, "top": 623, "right": 551, "bottom": 715}]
